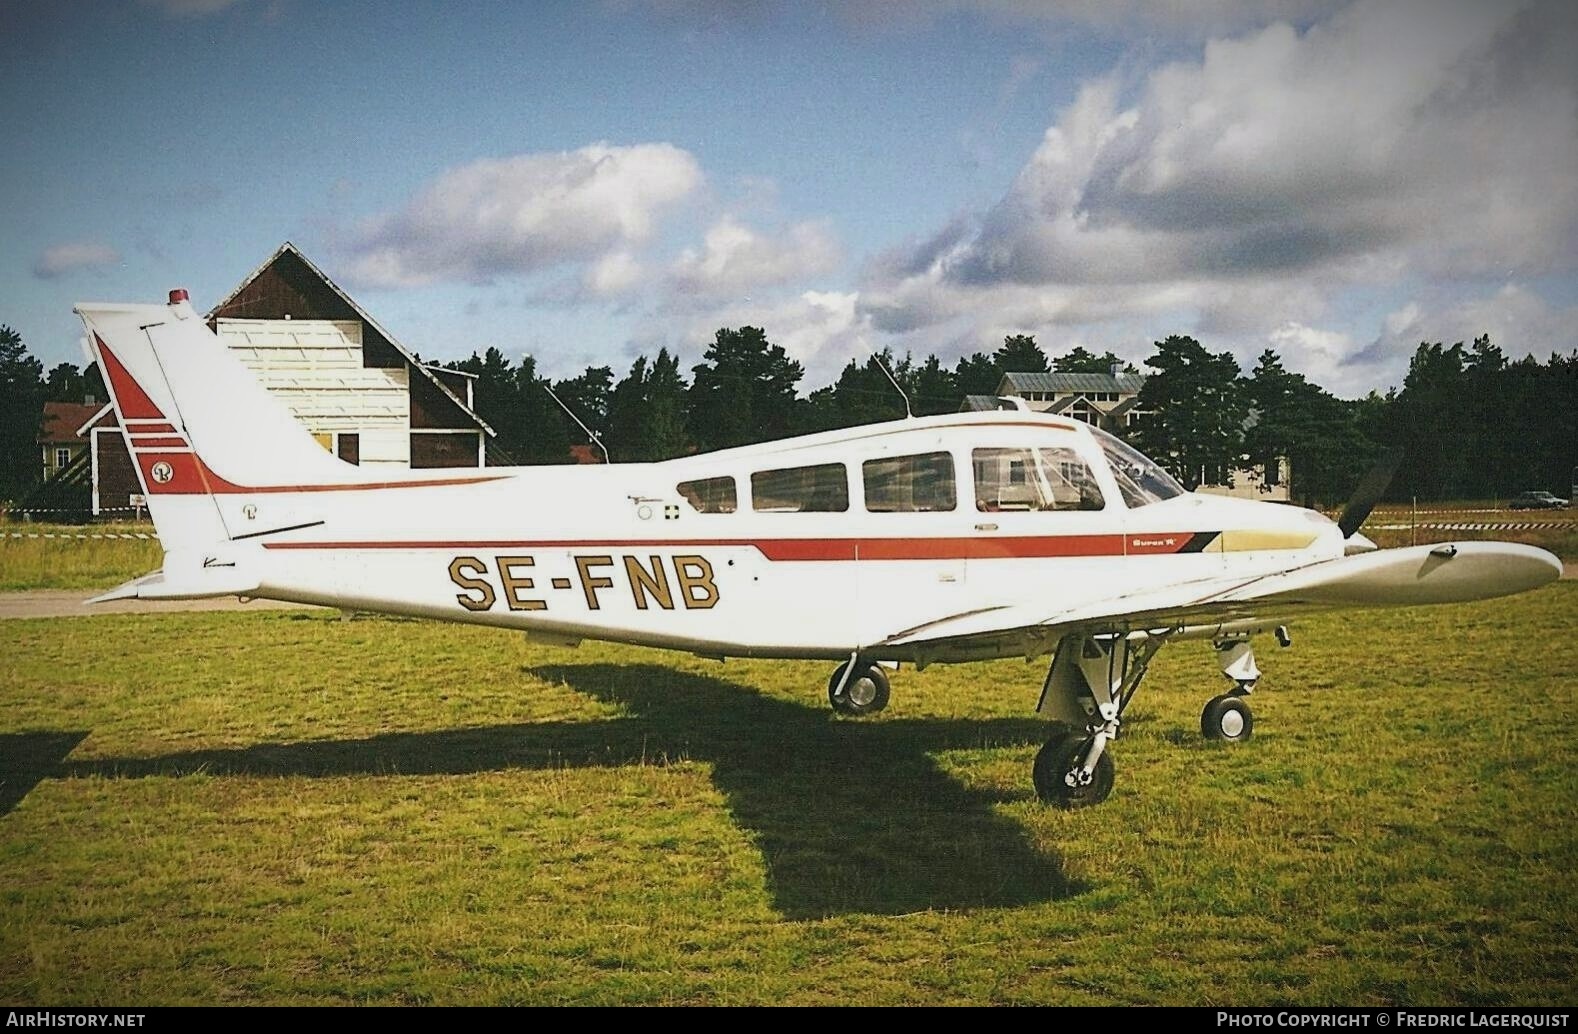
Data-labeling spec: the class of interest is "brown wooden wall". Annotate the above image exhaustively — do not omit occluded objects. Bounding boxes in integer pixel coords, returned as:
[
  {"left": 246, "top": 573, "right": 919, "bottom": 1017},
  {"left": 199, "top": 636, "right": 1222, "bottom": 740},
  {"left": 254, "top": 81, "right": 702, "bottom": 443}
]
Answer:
[
  {"left": 410, "top": 372, "right": 473, "bottom": 430},
  {"left": 430, "top": 368, "right": 473, "bottom": 405},
  {"left": 410, "top": 432, "right": 480, "bottom": 468},
  {"left": 94, "top": 431, "right": 142, "bottom": 514}
]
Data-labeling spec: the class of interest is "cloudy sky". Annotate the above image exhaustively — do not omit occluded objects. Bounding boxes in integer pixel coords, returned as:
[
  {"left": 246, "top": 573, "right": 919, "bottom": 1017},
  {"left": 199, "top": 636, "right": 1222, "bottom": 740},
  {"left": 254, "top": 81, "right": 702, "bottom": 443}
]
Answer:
[{"left": 4, "top": 0, "right": 1575, "bottom": 396}]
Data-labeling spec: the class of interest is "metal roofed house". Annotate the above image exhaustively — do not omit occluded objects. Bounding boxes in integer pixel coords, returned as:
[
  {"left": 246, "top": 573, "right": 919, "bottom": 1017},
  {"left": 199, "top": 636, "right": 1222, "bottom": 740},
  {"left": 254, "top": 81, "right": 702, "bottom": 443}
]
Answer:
[
  {"left": 996, "top": 367, "right": 1150, "bottom": 430},
  {"left": 206, "top": 242, "right": 499, "bottom": 469}
]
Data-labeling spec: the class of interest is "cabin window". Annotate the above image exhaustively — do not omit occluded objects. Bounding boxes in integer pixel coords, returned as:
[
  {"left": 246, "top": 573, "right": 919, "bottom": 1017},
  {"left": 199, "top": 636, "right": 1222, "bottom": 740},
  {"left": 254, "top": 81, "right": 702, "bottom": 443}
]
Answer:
[
  {"left": 752, "top": 463, "right": 848, "bottom": 513},
  {"left": 972, "top": 447, "right": 1104, "bottom": 512},
  {"left": 1088, "top": 424, "right": 1186, "bottom": 508},
  {"left": 677, "top": 476, "right": 737, "bottom": 514},
  {"left": 863, "top": 452, "right": 956, "bottom": 513},
  {"left": 55, "top": 447, "right": 71, "bottom": 470}
]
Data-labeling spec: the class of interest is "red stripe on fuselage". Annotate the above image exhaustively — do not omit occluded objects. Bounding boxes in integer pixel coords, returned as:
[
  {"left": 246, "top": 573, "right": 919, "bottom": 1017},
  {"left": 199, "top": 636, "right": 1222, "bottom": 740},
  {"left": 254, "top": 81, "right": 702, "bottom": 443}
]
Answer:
[{"left": 261, "top": 533, "right": 1207, "bottom": 560}]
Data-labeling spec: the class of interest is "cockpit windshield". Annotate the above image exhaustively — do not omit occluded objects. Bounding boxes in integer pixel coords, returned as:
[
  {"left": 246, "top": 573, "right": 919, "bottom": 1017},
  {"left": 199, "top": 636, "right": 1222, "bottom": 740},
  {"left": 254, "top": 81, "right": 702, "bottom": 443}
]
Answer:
[{"left": 1088, "top": 424, "right": 1187, "bottom": 508}]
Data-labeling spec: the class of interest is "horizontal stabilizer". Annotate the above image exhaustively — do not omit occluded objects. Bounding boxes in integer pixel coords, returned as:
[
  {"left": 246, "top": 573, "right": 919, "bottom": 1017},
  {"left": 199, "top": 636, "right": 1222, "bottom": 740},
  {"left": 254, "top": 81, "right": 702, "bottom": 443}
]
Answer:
[
  {"left": 85, "top": 551, "right": 262, "bottom": 604},
  {"left": 85, "top": 574, "right": 160, "bottom": 604}
]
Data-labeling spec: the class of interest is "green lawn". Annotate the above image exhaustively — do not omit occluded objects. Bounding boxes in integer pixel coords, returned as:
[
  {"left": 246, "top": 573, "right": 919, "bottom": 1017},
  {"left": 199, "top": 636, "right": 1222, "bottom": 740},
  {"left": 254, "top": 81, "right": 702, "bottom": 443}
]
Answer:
[
  {"left": 2, "top": 587, "right": 1575, "bottom": 1005},
  {"left": 0, "top": 523, "right": 160, "bottom": 591}
]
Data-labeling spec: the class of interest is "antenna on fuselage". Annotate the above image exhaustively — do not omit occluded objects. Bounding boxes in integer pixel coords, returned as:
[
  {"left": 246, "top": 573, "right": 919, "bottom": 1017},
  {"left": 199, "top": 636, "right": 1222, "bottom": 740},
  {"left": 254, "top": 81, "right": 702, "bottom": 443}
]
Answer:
[
  {"left": 542, "top": 383, "right": 609, "bottom": 464},
  {"left": 873, "top": 355, "right": 914, "bottom": 419}
]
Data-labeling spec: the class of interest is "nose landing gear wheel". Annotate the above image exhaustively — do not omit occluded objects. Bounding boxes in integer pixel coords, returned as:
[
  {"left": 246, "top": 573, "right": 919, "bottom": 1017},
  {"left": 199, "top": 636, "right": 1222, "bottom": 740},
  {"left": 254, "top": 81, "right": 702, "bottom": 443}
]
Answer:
[
  {"left": 828, "top": 660, "right": 890, "bottom": 716},
  {"left": 1201, "top": 694, "right": 1254, "bottom": 742},
  {"left": 1032, "top": 727, "right": 1115, "bottom": 808}
]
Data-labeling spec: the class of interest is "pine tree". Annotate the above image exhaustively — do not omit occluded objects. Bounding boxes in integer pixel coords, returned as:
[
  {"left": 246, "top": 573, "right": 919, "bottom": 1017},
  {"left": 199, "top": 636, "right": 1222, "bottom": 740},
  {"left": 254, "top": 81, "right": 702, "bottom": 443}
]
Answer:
[
  {"left": 687, "top": 327, "right": 803, "bottom": 452},
  {"left": 994, "top": 334, "right": 1049, "bottom": 373},
  {"left": 1130, "top": 335, "right": 1246, "bottom": 490},
  {"left": 0, "top": 325, "right": 44, "bottom": 501}
]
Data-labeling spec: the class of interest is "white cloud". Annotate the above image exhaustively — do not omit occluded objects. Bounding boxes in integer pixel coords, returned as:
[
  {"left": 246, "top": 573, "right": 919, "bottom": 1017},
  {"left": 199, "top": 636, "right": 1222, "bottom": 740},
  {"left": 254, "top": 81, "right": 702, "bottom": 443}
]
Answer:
[
  {"left": 1239, "top": 283, "right": 1578, "bottom": 398},
  {"left": 33, "top": 242, "right": 121, "bottom": 279},
  {"left": 1383, "top": 302, "right": 1422, "bottom": 340},
  {"left": 584, "top": 251, "right": 645, "bottom": 297},
  {"left": 860, "top": 0, "right": 1578, "bottom": 382},
  {"left": 1266, "top": 320, "right": 1360, "bottom": 392},
  {"left": 668, "top": 216, "right": 840, "bottom": 299},
  {"left": 677, "top": 290, "right": 867, "bottom": 385},
  {"left": 1363, "top": 283, "right": 1578, "bottom": 368},
  {"left": 344, "top": 143, "right": 702, "bottom": 288}
]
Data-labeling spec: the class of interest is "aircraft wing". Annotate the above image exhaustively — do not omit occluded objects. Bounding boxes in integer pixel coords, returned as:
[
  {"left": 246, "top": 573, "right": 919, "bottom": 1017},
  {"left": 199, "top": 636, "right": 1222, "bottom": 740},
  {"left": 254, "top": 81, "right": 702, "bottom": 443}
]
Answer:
[{"left": 878, "top": 541, "right": 1561, "bottom": 654}]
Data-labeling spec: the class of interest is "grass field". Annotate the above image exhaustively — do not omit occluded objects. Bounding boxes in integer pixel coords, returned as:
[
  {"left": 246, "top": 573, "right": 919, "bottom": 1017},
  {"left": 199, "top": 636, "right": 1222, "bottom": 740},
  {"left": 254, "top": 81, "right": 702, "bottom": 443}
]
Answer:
[
  {"left": 1363, "top": 521, "right": 1578, "bottom": 559},
  {"left": 0, "top": 523, "right": 160, "bottom": 591},
  {"left": 2, "top": 586, "right": 1575, "bottom": 1005}
]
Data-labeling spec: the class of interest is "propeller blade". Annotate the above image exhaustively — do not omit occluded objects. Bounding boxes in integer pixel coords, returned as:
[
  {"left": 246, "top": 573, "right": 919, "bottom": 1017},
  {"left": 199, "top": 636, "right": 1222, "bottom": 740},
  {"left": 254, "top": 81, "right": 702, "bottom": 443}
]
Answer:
[{"left": 1337, "top": 447, "right": 1405, "bottom": 538}]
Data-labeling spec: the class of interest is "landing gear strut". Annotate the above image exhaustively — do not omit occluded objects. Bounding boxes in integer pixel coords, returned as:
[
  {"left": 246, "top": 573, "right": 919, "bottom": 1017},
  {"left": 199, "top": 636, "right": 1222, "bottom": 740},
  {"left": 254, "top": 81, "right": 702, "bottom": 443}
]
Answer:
[
  {"left": 828, "top": 657, "right": 890, "bottom": 717},
  {"left": 1028, "top": 628, "right": 1287, "bottom": 803},
  {"left": 1031, "top": 632, "right": 1166, "bottom": 807}
]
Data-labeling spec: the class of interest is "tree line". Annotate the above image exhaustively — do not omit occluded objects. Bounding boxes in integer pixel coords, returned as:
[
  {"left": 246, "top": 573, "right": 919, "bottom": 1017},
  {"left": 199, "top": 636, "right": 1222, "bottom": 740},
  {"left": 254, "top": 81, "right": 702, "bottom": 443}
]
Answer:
[
  {"left": 449, "top": 331, "right": 1130, "bottom": 465},
  {"left": 2, "top": 321, "right": 1573, "bottom": 507},
  {"left": 450, "top": 327, "right": 1575, "bottom": 505}
]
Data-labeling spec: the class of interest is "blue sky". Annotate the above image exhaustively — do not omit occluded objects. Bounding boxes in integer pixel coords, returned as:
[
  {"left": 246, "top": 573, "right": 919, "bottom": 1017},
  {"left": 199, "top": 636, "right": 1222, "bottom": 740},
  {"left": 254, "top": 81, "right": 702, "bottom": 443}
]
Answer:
[{"left": 4, "top": 0, "right": 1575, "bottom": 397}]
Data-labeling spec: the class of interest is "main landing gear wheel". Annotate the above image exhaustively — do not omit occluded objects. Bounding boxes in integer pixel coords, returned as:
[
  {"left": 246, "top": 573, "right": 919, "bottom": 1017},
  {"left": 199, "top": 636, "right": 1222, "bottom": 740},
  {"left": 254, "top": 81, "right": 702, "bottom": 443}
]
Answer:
[
  {"left": 828, "top": 660, "right": 890, "bottom": 717},
  {"left": 1201, "top": 694, "right": 1254, "bottom": 742},
  {"left": 1032, "top": 726, "right": 1115, "bottom": 808}
]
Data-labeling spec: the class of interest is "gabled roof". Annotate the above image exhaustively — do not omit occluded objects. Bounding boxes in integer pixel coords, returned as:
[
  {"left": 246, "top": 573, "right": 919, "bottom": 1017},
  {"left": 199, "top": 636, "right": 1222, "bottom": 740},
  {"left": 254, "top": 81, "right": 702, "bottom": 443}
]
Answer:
[
  {"left": 39, "top": 402, "right": 104, "bottom": 445},
  {"left": 77, "top": 403, "right": 116, "bottom": 435},
  {"left": 999, "top": 370, "right": 1147, "bottom": 395},
  {"left": 208, "top": 242, "right": 495, "bottom": 438},
  {"left": 1107, "top": 396, "right": 1141, "bottom": 418}
]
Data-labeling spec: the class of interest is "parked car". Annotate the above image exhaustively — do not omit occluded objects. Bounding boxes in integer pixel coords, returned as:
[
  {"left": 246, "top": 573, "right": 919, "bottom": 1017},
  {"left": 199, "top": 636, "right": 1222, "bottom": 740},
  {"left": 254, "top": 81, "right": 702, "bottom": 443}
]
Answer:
[{"left": 1508, "top": 490, "right": 1569, "bottom": 510}]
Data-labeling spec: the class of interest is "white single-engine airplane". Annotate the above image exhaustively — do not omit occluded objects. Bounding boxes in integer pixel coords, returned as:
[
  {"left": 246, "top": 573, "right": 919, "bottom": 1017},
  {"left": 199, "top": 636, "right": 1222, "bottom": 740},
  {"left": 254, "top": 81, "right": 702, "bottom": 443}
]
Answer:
[{"left": 75, "top": 292, "right": 1562, "bottom": 807}]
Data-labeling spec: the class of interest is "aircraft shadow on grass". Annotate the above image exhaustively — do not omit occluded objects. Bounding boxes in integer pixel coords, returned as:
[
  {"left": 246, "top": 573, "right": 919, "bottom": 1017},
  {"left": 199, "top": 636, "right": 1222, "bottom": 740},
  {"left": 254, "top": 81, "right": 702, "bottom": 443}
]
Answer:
[
  {"left": 0, "top": 731, "right": 88, "bottom": 819},
  {"left": 8, "top": 665, "right": 1082, "bottom": 918}
]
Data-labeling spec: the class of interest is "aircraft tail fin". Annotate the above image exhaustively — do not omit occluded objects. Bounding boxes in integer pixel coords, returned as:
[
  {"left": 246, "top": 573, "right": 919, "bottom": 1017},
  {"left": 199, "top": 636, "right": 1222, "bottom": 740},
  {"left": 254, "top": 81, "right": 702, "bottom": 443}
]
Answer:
[{"left": 75, "top": 291, "right": 358, "bottom": 592}]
